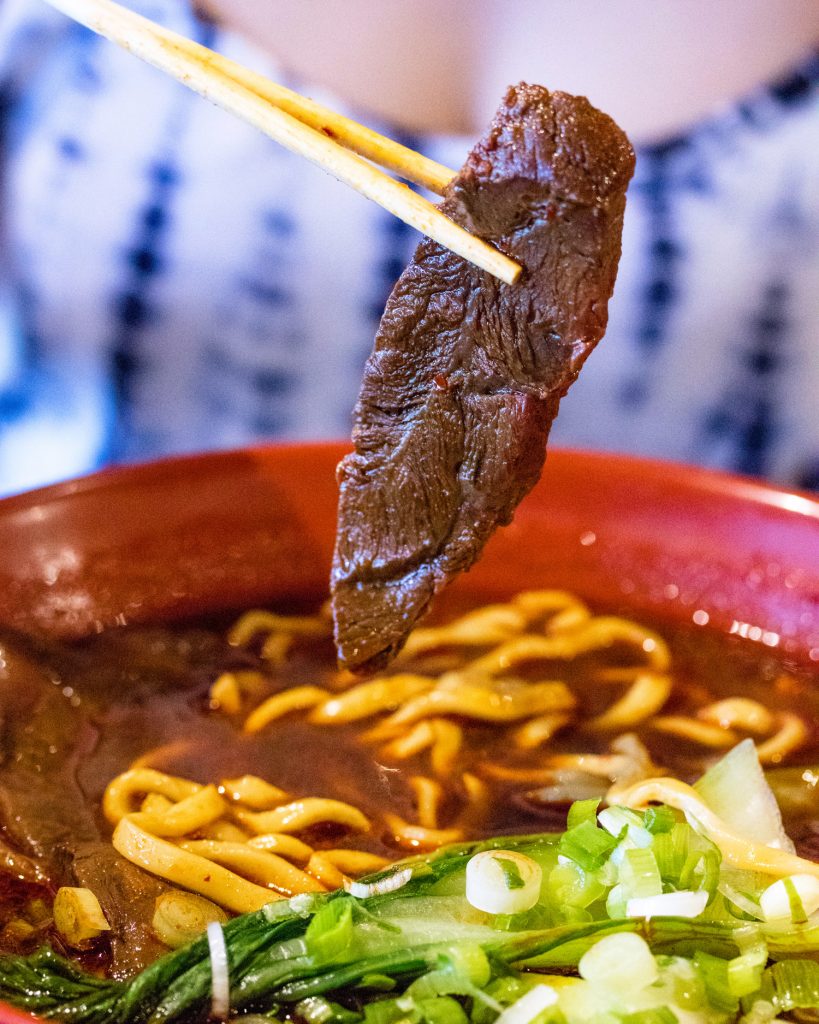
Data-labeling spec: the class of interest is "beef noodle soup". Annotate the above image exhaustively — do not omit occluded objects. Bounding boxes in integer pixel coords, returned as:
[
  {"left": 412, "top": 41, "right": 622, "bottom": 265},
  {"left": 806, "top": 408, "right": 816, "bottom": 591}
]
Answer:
[{"left": 0, "top": 590, "right": 816, "bottom": 979}]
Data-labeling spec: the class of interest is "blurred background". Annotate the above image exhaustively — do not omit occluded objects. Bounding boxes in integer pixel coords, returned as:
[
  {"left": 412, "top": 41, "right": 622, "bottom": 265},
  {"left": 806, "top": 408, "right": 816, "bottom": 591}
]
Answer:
[{"left": 0, "top": 0, "right": 817, "bottom": 496}]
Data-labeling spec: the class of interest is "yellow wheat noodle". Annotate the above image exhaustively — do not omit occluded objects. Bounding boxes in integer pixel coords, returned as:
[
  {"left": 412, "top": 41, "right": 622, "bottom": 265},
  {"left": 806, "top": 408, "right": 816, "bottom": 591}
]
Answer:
[
  {"left": 755, "top": 712, "right": 808, "bottom": 765},
  {"left": 236, "top": 798, "right": 370, "bottom": 835},
  {"left": 383, "top": 813, "right": 462, "bottom": 852},
  {"left": 130, "top": 740, "right": 196, "bottom": 771},
  {"left": 219, "top": 775, "right": 288, "bottom": 809},
  {"left": 246, "top": 833, "right": 315, "bottom": 862},
  {"left": 458, "top": 772, "right": 490, "bottom": 830},
  {"left": 697, "top": 697, "right": 775, "bottom": 734},
  {"left": 104, "top": 767, "right": 377, "bottom": 912},
  {"left": 104, "top": 768, "right": 202, "bottom": 824},
  {"left": 409, "top": 776, "right": 444, "bottom": 830},
  {"left": 613, "top": 776, "right": 819, "bottom": 880},
  {"left": 129, "top": 786, "right": 227, "bottom": 838},
  {"left": 113, "top": 816, "right": 278, "bottom": 913},
  {"left": 397, "top": 590, "right": 594, "bottom": 661},
  {"left": 652, "top": 705, "right": 807, "bottom": 765},
  {"left": 306, "top": 853, "right": 347, "bottom": 889},
  {"left": 321, "top": 849, "right": 390, "bottom": 874},
  {"left": 469, "top": 617, "right": 671, "bottom": 675},
  {"left": 140, "top": 793, "right": 174, "bottom": 815},
  {"left": 243, "top": 687, "right": 327, "bottom": 734},
  {"left": 380, "top": 721, "right": 436, "bottom": 760},
  {"left": 228, "top": 610, "right": 331, "bottom": 647},
  {"left": 651, "top": 716, "right": 738, "bottom": 748},
  {"left": 513, "top": 590, "right": 592, "bottom": 631},
  {"left": 310, "top": 674, "right": 433, "bottom": 725},
  {"left": 429, "top": 719, "right": 464, "bottom": 777},
  {"left": 512, "top": 712, "right": 572, "bottom": 750},
  {"left": 369, "top": 676, "right": 574, "bottom": 734},
  {"left": 589, "top": 672, "right": 672, "bottom": 731},
  {"left": 401, "top": 604, "right": 528, "bottom": 658},
  {"left": 199, "top": 820, "right": 251, "bottom": 843},
  {"left": 177, "top": 840, "right": 324, "bottom": 896},
  {"left": 210, "top": 671, "right": 269, "bottom": 715},
  {"left": 377, "top": 719, "right": 464, "bottom": 779}
]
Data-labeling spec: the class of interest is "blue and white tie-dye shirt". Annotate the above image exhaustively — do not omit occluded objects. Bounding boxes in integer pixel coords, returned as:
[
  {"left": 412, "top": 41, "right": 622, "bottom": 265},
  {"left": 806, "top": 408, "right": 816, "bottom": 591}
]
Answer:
[{"left": 0, "top": 0, "right": 817, "bottom": 495}]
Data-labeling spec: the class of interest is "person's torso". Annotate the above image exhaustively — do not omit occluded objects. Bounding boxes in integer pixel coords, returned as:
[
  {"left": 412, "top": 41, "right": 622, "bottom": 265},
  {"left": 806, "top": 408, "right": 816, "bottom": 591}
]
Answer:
[{"left": 0, "top": 0, "right": 817, "bottom": 493}]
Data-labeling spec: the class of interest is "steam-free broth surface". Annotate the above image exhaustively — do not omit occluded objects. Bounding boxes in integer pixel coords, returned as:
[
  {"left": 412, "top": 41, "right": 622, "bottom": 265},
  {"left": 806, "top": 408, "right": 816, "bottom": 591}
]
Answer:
[{"left": 0, "top": 593, "right": 816, "bottom": 975}]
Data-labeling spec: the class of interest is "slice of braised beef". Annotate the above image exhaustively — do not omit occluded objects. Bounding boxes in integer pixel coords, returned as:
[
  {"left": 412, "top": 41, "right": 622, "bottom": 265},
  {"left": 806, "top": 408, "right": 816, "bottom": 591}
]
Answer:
[
  {"left": 0, "top": 635, "right": 169, "bottom": 976},
  {"left": 332, "top": 84, "right": 635, "bottom": 672}
]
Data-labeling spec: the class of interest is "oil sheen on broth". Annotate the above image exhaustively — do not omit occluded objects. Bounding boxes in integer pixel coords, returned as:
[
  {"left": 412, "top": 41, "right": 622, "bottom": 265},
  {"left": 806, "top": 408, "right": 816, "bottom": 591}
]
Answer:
[{"left": 0, "top": 591, "right": 816, "bottom": 974}]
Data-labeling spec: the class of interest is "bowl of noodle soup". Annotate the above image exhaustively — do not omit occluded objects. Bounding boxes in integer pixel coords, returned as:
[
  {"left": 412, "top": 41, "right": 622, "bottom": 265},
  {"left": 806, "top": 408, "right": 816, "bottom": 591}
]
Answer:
[{"left": 0, "top": 443, "right": 816, "bottom": 1007}]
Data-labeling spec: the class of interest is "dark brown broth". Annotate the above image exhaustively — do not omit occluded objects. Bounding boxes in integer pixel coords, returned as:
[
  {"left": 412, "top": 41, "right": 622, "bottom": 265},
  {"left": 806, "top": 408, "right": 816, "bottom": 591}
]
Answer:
[{"left": 0, "top": 598, "right": 817, "bottom": 964}]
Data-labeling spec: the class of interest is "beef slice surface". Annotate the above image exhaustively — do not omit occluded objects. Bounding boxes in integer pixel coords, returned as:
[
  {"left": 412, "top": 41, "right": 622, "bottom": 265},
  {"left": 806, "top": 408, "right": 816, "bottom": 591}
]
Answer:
[
  {"left": 332, "top": 84, "right": 635, "bottom": 672},
  {"left": 0, "top": 634, "right": 169, "bottom": 976}
]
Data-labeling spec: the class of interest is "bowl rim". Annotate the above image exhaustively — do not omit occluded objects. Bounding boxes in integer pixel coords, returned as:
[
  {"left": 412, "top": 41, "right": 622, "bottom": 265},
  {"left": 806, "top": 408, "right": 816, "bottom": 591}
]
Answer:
[
  {"left": 0, "top": 444, "right": 816, "bottom": 1021},
  {"left": 1, "top": 442, "right": 817, "bottom": 520}
]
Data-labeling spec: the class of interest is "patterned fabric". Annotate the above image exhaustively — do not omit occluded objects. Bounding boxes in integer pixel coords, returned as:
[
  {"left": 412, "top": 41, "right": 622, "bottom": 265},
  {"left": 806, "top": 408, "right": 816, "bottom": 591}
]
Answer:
[{"left": 0, "top": 0, "right": 817, "bottom": 494}]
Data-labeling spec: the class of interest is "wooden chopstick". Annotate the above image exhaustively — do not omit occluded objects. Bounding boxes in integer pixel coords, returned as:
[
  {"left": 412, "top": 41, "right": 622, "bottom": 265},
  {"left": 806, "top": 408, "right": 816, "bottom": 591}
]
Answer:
[
  {"left": 44, "top": 0, "right": 522, "bottom": 285},
  {"left": 71, "top": 0, "right": 456, "bottom": 196},
  {"left": 142, "top": 26, "right": 457, "bottom": 197}
]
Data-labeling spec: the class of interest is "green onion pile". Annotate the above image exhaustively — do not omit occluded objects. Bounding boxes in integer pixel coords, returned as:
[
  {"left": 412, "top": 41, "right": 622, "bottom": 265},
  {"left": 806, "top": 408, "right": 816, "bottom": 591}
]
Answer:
[{"left": 1, "top": 744, "right": 818, "bottom": 1024}]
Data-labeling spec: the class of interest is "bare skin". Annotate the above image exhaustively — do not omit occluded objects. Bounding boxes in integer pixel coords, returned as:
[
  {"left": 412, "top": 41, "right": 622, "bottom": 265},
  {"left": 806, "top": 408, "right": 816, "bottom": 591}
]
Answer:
[{"left": 198, "top": 0, "right": 819, "bottom": 141}]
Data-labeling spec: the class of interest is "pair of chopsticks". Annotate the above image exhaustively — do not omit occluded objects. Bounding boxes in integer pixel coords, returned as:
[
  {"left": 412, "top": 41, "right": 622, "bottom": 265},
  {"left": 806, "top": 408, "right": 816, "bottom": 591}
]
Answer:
[{"left": 44, "top": 0, "right": 522, "bottom": 285}]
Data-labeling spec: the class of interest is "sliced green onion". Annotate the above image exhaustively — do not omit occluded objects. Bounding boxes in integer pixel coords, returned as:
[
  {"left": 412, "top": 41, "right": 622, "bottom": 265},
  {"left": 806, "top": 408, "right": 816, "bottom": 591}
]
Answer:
[
  {"left": 726, "top": 951, "right": 765, "bottom": 999},
  {"left": 597, "top": 807, "right": 642, "bottom": 838},
  {"left": 605, "top": 883, "right": 627, "bottom": 920},
  {"left": 759, "top": 874, "right": 819, "bottom": 924},
  {"left": 578, "top": 933, "right": 658, "bottom": 994},
  {"left": 626, "top": 890, "right": 708, "bottom": 919},
  {"left": 439, "top": 946, "right": 492, "bottom": 989},
  {"left": 619, "top": 1008, "right": 678, "bottom": 1024},
  {"left": 663, "top": 957, "right": 707, "bottom": 1013},
  {"left": 407, "top": 946, "right": 492, "bottom": 1002},
  {"left": 558, "top": 821, "right": 618, "bottom": 872},
  {"left": 717, "top": 882, "right": 763, "bottom": 921},
  {"left": 363, "top": 998, "right": 415, "bottom": 1024},
  {"left": 567, "top": 800, "right": 600, "bottom": 830},
  {"left": 405, "top": 973, "right": 478, "bottom": 1006},
  {"left": 298, "top": 997, "right": 363, "bottom": 1024},
  {"left": 496, "top": 859, "right": 525, "bottom": 890},
  {"left": 737, "top": 1001, "right": 778, "bottom": 1024},
  {"left": 783, "top": 876, "right": 809, "bottom": 925},
  {"left": 752, "top": 959, "right": 819, "bottom": 1013},
  {"left": 415, "top": 997, "right": 469, "bottom": 1024},
  {"left": 643, "top": 806, "right": 677, "bottom": 835},
  {"left": 492, "top": 985, "right": 559, "bottom": 1024},
  {"left": 466, "top": 852, "right": 542, "bottom": 915},
  {"left": 619, "top": 848, "right": 662, "bottom": 900},
  {"left": 693, "top": 951, "right": 738, "bottom": 1014},
  {"left": 491, "top": 905, "right": 552, "bottom": 932},
  {"left": 471, "top": 978, "right": 531, "bottom": 1024},
  {"left": 652, "top": 822, "right": 720, "bottom": 894},
  {"left": 559, "top": 906, "right": 593, "bottom": 925},
  {"left": 305, "top": 898, "right": 354, "bottom": 963},
  {"left": 650, "top": 827, "right": 686, "bottom": 882},
  {"left": 547, "top": 860, "right": 605, "bottom": 910},
  {"left": 298, "top": 997, "right": 336, "bottom": 1024},
  {"left": 697, "top": 850, "right": 721, "bottom": 901}
]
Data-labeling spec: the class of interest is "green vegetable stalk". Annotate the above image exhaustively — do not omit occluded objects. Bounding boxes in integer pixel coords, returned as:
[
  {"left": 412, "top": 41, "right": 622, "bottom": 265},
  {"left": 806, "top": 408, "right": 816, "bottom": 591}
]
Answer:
[{"left": 1, "top": 812, "right": 818, "bottom": 1024}]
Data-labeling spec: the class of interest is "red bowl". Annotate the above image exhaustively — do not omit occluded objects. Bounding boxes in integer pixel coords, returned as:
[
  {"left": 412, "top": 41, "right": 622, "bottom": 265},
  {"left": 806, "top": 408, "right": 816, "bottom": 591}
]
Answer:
[
  {"left": 0, "top": 443, "right": 816, "bottom": 662},
  {"left": 0, "top": 443, "right": 817, "bottom": 1023}
]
